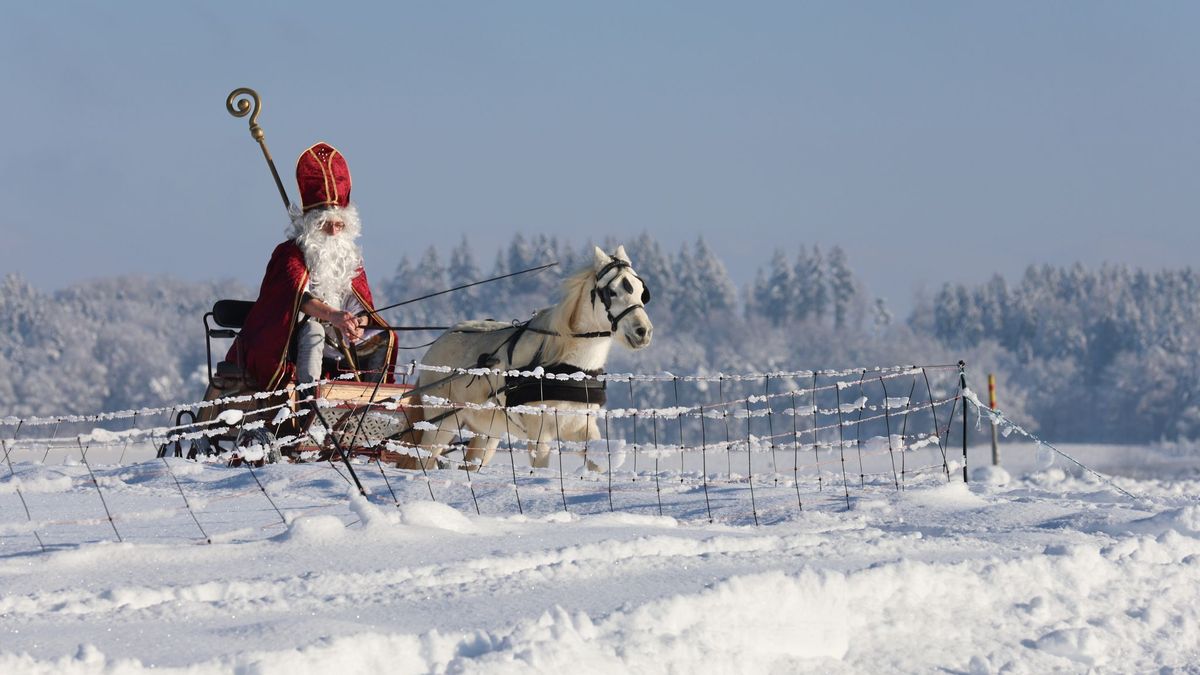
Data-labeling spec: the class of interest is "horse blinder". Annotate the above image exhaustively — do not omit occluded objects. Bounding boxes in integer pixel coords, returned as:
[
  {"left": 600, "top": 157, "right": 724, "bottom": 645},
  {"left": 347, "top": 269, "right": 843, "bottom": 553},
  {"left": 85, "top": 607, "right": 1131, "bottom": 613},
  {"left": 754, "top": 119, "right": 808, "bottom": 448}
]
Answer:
[{"left": 593, "top": 259, "right": 650, "bottom": 331}]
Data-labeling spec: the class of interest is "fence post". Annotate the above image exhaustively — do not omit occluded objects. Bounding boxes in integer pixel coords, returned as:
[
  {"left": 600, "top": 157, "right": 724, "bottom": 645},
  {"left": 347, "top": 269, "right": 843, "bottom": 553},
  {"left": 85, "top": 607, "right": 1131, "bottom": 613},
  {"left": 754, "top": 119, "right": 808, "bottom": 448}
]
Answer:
[
  {"left": 988, "top": 373, "right": 1000, "bottom": 466},
  {"left": 959, "top": 361, "right": 969, "bottom": 483}
]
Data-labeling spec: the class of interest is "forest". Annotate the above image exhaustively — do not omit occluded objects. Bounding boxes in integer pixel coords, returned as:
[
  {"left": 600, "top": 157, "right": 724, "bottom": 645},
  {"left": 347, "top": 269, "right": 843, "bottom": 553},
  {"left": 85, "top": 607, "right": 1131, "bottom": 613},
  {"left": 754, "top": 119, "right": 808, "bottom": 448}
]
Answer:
[{"left": 3, "top": 232, "right": 1197, "bottom": 444}]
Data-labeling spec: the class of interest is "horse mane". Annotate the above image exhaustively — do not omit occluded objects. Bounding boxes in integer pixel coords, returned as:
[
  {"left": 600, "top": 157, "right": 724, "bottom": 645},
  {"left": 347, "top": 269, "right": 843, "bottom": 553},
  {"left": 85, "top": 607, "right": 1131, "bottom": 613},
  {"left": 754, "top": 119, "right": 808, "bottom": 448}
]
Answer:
[{"left": 542, "top": 266, "right": 598, "bottom": 365}]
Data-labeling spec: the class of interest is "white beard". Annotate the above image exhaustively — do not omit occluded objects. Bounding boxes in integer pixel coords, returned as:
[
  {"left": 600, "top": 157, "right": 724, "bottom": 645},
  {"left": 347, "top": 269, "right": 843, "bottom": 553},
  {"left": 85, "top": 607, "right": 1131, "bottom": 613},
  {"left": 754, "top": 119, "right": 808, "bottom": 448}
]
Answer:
[{"left": 291, "top": 205, "right": 364, "bottom": 308}]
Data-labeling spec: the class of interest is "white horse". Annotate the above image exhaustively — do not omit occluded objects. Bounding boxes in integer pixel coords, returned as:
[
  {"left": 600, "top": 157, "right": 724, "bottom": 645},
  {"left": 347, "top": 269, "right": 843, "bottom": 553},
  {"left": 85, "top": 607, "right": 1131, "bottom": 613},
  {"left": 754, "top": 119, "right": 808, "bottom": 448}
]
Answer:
[{"left": 406, "top": 245, "right": 653, "bottom": 469}]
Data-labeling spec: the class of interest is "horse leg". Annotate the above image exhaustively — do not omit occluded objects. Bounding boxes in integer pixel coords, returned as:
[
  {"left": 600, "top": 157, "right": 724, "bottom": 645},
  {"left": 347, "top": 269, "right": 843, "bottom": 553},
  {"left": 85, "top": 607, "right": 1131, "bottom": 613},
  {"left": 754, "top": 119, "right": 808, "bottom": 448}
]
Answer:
[
  {"left": 528, "top": 440, "right": 553, "bottom": 469},
  {"left": 527, "top": 411, "right": 602, "bottom": 472},
  {"left": 583, "top": 415, "right": 603, "bottom": 473},
  {"left": 518, "top": 410, "right": 553, "bottom": 469},
  {"left": 389, "top": 401, "right": 428, "bottom": 469},
  {"left": 391, "top": 423, "right": 453, "bottom": 470},
  {"left": 420, "top": 424, "right": 458, "bottom": 469},
  {"left": 465, "top": 435, "right": 500, "bottom": 469}
]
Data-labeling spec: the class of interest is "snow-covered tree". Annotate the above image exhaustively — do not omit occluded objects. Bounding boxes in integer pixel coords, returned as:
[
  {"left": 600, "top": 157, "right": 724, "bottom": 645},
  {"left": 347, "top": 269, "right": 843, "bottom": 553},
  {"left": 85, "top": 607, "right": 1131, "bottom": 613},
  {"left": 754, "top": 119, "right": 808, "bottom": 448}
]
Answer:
[
  {"left": 448, "top": 236, "right": 482, "bottom": 318},
  {"left": 795, "top": 245, "right": 829, "bottom": 324},
  {"left": 751, "top": 249, "right": 795, "bottom": 325},
  {"left": 828, "top": 246, "right": 858, "bottom": 330}
]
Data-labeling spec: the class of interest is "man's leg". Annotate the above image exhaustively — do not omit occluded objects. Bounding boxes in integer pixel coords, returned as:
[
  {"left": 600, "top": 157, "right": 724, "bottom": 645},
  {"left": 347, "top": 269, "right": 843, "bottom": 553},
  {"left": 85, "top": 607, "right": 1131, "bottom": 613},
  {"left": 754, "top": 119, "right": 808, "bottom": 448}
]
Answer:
[{"left": 295, "top": 320, "right": 326, "bottom": 384}]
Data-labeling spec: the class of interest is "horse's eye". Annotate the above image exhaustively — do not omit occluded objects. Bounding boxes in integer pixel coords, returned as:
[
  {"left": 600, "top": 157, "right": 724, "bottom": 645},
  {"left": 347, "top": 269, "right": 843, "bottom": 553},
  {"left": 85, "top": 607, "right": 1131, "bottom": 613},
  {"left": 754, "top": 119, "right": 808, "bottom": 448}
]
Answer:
[{"left": 622, "top": 279, "right": 634, "bottom": 294}]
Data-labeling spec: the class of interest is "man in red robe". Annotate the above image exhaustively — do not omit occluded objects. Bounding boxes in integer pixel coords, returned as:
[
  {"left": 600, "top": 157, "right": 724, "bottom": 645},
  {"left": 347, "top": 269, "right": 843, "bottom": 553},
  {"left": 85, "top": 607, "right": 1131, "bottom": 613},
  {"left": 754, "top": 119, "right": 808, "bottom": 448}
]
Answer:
[{"left": 226, "top": 142, "right": 398, "bottom": 393}]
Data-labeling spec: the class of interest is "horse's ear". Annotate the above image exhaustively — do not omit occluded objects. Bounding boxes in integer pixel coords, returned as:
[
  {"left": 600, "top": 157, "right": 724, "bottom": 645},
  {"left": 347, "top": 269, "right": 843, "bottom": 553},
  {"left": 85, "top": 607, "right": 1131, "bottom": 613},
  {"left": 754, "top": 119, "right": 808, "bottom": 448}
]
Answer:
[
  {"left": 613, "top": 244, "right": 631, "bottom": 264},
  {"left": 593, "top": 245, "right": 610, "bottom": 269}
]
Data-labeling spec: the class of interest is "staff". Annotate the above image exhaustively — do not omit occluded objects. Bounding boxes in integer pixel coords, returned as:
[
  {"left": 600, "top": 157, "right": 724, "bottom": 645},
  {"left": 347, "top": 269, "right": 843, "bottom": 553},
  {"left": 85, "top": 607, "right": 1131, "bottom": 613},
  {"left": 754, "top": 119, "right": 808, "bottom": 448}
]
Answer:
[{"left": 226, "top": 88, "right": 292, "bottom": 211}]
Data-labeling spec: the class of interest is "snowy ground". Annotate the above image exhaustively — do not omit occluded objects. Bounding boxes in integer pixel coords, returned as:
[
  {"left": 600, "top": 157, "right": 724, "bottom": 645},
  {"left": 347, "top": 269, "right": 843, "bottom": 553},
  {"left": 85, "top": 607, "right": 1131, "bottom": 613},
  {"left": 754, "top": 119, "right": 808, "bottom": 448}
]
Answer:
[{"left": 1, "top": 439, "right": 1199, "bottom": 673}]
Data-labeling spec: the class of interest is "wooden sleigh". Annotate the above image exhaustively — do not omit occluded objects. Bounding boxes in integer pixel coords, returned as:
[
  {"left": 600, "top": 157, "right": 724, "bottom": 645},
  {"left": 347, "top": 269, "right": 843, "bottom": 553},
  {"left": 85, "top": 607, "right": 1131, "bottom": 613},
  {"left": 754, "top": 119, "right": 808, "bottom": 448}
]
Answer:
[{"left": 159, "top": 299, "right": 435, "bottom": 466}]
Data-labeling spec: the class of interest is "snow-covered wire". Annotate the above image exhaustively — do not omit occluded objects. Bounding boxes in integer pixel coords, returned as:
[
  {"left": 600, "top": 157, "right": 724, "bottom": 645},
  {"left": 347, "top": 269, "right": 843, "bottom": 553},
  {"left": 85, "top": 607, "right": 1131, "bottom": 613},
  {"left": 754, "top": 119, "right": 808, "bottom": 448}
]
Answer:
[{"left": 960, "top": 388, "right": 1141, "bottom": 502}]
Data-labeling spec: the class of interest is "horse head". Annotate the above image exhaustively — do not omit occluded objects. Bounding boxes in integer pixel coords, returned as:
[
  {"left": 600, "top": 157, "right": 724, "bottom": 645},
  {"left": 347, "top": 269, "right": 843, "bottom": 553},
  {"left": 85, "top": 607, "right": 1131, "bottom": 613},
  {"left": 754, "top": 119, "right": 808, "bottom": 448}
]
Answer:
[{"left": 588, "top": 245, "right": 653, "bottom": 350}]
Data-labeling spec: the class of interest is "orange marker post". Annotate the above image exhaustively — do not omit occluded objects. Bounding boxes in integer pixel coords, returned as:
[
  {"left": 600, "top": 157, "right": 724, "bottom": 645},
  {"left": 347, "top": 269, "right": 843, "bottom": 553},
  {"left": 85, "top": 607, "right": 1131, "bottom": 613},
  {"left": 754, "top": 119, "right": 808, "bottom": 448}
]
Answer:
[{"left": 988, "top": 373, "right": 1000, "bottom": 466}]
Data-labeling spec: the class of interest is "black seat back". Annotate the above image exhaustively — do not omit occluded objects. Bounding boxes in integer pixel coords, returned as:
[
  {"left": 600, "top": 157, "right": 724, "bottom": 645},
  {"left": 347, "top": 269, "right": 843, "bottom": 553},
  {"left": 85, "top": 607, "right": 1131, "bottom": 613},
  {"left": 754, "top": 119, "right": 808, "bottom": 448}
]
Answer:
[
  {"left": 204, "top": 299, "right": 256, "bottom": 387},
  {"left": 212, "top": 299, "right": 255, "bottom": 329}
]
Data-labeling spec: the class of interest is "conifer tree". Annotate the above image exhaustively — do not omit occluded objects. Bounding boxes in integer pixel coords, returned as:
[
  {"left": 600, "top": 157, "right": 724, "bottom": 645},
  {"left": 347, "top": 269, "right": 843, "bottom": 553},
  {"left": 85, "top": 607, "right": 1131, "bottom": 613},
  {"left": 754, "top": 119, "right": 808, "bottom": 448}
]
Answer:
[
  {"left": 828, "top": 246, "right": 857, "bottom": 330},
  {"left": 448, "top": 235, "right": 481, "bottom": 318},
  {"left": 691, "top": 238, "right": 737, "bottom": 319},
  {"left": 795, "top": 245, "right": 829, "bottom": 323},
  {"left": 762, "top": 249, "right": 794, "bottom": 325}
]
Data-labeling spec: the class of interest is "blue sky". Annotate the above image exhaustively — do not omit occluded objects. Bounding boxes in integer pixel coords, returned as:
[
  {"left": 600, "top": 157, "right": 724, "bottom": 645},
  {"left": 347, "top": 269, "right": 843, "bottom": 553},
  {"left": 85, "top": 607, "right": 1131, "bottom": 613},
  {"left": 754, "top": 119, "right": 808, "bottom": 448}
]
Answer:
[{"left": 2, "top": 2, "right": 1197, "bottom": 312}]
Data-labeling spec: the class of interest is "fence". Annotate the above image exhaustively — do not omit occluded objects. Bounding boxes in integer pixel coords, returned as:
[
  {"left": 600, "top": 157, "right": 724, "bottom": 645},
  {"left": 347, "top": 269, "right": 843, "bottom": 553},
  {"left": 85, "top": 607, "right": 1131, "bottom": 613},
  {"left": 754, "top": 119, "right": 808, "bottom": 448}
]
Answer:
[{"left": 0, "top": 362, "right": 974, "bottom": 555}]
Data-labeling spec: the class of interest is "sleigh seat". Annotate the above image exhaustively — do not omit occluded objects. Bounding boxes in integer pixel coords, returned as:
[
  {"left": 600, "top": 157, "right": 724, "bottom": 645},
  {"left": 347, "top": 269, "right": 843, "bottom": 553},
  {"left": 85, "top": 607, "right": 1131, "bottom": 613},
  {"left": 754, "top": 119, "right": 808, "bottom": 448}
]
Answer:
[
  {"left": 175, "top": 298, "right": 415, "bottom": 463},
  {"left": 204, "top": 299, "right": 256, "bottom": 390}
]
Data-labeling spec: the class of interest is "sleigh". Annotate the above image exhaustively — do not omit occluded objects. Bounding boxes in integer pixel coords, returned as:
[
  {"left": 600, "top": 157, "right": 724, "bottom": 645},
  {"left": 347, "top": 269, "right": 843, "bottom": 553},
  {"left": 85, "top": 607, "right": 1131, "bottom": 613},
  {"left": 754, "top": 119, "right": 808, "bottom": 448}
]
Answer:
[
  {"left": 160, "top": 298, "right": 426, "bottom": 464},
  {"left": 165, "top": 244, "right": 652, "bottom": 471}
]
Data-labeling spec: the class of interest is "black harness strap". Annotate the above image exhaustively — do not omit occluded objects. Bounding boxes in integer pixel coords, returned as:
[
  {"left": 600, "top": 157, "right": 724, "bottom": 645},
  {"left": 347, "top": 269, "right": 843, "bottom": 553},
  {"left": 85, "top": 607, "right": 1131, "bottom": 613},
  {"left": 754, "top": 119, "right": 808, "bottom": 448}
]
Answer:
[
  {"left": 506, "top": 322, "right": 535, "bottom": 366},
  {"left": 504, "top": 364, "right": 607, "bottom": 407},
  {"left": 605, "top": 304, "right": 642, "bottom": 331},
  {"left": 523, "top": 324, "right": 611, "bottom": 339},
  {"left": 413, "top": 361, "right": 606, "bottom": 433}
]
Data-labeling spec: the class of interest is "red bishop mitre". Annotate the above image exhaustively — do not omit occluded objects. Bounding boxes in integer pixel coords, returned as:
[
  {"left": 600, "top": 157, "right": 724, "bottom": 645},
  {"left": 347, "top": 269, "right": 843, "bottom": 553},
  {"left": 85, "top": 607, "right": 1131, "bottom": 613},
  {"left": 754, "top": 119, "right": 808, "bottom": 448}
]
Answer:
[{"left": 296, "top": 142, "right": 352, "bottom": 212}]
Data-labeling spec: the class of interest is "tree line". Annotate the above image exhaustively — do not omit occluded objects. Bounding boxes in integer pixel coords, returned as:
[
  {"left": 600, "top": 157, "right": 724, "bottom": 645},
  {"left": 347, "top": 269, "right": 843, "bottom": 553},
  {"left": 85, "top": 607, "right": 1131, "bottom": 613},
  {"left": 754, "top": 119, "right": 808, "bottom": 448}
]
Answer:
[
  {"left": 925, "top": 265, "right": 1200, "bottom": 441},
  {"left": 2, "top": 235, "right": 1197, "bottom": 443}
]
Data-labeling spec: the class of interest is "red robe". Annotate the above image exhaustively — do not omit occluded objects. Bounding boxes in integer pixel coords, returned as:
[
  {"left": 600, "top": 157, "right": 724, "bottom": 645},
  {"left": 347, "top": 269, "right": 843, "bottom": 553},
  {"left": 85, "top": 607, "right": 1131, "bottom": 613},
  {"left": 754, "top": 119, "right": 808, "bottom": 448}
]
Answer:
[{"left": 226, "top": 241, "right": 398, "bottom": 391}]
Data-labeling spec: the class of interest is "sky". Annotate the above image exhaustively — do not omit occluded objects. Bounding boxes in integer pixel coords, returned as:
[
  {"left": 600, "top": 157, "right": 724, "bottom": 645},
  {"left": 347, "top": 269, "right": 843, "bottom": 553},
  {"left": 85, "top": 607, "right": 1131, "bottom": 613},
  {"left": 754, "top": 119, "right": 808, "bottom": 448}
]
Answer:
[{"left": 2, "top": 2, "right": 1198, "bottom": 313}]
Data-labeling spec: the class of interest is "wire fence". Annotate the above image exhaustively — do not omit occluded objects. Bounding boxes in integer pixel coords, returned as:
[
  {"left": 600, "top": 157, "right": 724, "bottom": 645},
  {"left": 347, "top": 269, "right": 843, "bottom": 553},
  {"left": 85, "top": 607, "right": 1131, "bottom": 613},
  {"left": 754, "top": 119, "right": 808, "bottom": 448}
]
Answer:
[{"left": 1, "top": 362, "right": 980, "bottom": 555}]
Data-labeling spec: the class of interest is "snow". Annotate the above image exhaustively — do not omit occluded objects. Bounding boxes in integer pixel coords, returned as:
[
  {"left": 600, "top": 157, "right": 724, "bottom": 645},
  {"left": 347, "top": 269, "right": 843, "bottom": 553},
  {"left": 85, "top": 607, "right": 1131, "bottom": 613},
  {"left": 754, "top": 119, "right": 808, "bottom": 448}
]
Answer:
[{"left": 0, "top": 441, "right": 1199, "bottom": 673}]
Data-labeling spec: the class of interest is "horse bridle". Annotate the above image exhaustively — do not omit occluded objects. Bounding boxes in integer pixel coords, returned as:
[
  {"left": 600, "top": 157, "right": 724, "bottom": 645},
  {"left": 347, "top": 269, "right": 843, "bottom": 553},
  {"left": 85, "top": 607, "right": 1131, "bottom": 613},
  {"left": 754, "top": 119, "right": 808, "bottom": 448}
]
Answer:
[{"left": 590, "top": 258, "right": 651, "bottom": 332}]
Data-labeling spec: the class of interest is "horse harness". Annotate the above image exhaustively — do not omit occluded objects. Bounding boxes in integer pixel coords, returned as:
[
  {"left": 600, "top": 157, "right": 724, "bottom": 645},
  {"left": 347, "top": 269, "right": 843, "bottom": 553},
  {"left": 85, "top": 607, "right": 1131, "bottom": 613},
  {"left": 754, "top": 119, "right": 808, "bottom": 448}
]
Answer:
[
  {"left": 430, "top": 260, "right": 652, "bottom": 416},
  {"left": 450, "top": 320, "right": 608, "bottom": 410},
  {"left": 500, "top": 323, "right": 608, "bottom": 407}
]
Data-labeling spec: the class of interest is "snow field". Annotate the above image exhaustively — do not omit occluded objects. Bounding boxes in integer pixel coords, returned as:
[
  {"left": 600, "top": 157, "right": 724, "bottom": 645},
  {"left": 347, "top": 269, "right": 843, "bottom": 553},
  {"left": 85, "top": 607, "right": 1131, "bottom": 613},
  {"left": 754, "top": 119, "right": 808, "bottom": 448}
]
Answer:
[{"left": 0, "top": 442, "right": 1198, "bottom": 673}]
